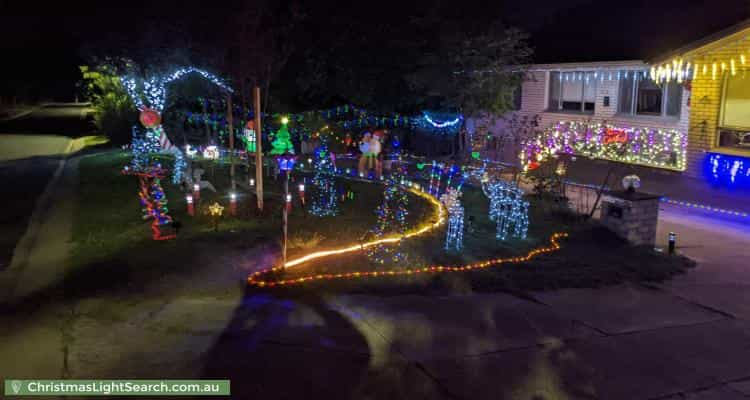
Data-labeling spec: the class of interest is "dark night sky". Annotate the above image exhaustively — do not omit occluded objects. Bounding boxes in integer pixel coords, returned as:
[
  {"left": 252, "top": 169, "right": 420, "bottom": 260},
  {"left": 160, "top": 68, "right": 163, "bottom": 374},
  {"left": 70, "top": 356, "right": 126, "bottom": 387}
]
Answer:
[{"left": 1, "top": 0, "right": 749, "bottom": 101}]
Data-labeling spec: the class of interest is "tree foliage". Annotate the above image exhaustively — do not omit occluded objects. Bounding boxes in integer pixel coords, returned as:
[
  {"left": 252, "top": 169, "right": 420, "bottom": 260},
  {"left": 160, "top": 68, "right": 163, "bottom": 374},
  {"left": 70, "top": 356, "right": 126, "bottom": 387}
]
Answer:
[
  {"left": 79, "top": 65, "right": 137, "bottom": 145},
  {"left": 407, "top": 28, "right": 532, "bottom": 117}
]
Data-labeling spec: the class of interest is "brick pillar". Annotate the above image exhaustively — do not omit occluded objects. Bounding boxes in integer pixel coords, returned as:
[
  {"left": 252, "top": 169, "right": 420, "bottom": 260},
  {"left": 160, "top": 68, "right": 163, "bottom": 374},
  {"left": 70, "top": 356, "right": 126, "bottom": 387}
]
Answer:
[{"left": 600, "top": 190, "right": 661, "bottom": 247}]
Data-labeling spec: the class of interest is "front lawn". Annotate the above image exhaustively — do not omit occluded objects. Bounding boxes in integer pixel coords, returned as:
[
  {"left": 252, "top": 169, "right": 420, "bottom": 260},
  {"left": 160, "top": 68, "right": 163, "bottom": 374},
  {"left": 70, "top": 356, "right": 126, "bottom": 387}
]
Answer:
[{"left": 69, "top": 151, "right": 693, "bottom": 298}]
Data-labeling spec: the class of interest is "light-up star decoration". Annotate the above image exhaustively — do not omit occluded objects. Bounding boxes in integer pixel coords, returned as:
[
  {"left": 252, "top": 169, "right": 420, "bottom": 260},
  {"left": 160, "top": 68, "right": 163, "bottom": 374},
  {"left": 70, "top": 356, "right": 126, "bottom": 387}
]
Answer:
[{"left": 208, "top": 202, "right": 225, "bottom": 217}]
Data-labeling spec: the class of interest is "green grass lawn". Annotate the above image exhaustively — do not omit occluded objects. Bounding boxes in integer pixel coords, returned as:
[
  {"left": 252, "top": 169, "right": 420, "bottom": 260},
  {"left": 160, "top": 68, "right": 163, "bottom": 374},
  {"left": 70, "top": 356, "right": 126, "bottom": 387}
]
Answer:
[{"left": 70, "top": 151, "right": 693, "bottom": 298}]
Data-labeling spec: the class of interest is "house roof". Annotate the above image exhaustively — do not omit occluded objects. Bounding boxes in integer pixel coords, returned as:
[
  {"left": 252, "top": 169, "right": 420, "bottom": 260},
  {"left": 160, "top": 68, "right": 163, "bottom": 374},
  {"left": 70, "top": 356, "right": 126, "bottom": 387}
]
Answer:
[
  {"left": 649, "top": 18, "right": 750, "bottom": 64},
  {"left": 528, "top": 60, "right": 647, "bottom": 71}
]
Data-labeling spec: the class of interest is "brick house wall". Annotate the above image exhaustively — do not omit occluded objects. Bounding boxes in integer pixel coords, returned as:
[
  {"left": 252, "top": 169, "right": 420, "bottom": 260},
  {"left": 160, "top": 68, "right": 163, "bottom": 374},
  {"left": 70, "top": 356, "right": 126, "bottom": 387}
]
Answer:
[{"left": 682, "top": 29, "right": 750, "bottom": 178}]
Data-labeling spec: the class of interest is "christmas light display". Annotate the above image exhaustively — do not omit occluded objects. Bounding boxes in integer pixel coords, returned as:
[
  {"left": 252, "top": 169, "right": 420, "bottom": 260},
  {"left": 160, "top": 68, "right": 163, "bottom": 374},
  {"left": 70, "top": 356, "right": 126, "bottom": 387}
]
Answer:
[
  {"left": 422, "top": 112, "right": 462, "bottom": 128},
  {"left": 202, "top": 145, "right": 220, "bottom": 160},
  {"left": 660, "top": 197, "right": 749, "bottom": 218},
  {"left": 482, "top": 179, "right": 529, "bottom": 241},
  {"left": 243, "top": 121, "right": 257, "bottom": 153},
  {"left": 122, "top": 165, "right": 176, "bottom": 241},
  {"left": 706, "top": 152, "right": 750, "bottom": 187},
  {"left": 121, "top": 67, "right": 233, "bottom": 184},
  {"left": 309, "top": 144, "right": 339, "bottom": 217},
  {"left": 247, "top": 232, "right": 567, "bottom": 288},
  {"left": 367, "top": 171, "right": 410, "bottom": 265},
  {"left": 649, "top": 34, "right": 750, "bottom": 83},
  {"left": 521, "top": 121, "right": 687, "bottom": 172},
  {"left": 269, "top": 120, "right": 295, "bottom": 155},
  {"left": 428, "top": 161, "right": 442, "bottom": 196},
  {"left": 208, "top": 201, "right": 224, "bottom": 231},
  {"left": 440, "top": 188, "right": 464, "bottom": 251},
  {"left": 278, "top": 184, "right": 443, "bottom": 269}
]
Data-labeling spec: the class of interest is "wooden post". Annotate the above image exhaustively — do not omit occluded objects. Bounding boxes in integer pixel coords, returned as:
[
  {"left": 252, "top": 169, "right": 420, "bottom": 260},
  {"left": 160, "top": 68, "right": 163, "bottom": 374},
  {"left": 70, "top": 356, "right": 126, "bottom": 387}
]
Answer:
[
  {"left": 227, "top": 94, "right": 235, "bottom": 191},
  {"left": 254, "top": 87, "right": 264, "bottom": 211}
]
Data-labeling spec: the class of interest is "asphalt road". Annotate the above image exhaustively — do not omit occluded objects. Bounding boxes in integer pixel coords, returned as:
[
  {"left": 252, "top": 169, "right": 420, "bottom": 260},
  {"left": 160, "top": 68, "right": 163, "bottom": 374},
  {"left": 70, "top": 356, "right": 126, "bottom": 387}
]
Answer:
[
  {"left": 0, "top": 104, "right": 96, "bottom": 270},
  {"left": 0, "top": 103, "right": 96, "bottom": 137}
]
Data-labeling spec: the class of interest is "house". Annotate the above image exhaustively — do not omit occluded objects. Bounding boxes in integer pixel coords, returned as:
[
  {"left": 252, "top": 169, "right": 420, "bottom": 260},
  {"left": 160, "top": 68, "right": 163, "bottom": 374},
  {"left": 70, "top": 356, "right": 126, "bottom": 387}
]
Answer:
[{"left": 470, "top": 18, "right": 750, "bottom": 212}]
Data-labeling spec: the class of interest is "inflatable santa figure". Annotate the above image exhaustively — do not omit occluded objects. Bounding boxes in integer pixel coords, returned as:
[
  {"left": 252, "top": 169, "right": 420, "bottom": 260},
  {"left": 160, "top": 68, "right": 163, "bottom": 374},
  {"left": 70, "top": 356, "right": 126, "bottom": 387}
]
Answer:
[{"left": 357, "top": 131, "right": 384, "bottom": 178}]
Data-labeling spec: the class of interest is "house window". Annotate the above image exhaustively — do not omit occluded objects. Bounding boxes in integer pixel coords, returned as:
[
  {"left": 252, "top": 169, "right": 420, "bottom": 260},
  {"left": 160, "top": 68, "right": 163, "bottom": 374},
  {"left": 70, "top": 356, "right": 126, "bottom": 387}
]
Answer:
[
  {"left": 548, "top": 72, "right": 596, "bottom": 113},
  {"left": 618, "top": 74, "right": 682, "bottom": 117},
  {"left": 718, "top": 71, "right": 750, "bottom": 149}
]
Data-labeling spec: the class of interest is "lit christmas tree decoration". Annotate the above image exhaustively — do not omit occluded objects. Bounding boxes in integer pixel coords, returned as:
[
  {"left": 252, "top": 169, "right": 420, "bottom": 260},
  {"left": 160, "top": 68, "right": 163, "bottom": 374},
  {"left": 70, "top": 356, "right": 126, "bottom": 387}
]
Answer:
[
  {"left": 367, "top": 170, "right": 409, "bottom": 266},
  {"left": 309, "top": 144, "right": 339, "bottom": 217},
  {"left": 269, "top": 119, "right": 295, "bottom": 155}
]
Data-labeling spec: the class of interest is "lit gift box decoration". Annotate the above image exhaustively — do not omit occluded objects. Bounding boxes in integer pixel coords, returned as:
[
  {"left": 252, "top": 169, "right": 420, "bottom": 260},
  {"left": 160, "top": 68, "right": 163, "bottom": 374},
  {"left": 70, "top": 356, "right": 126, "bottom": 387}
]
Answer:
[{"left": 275, "top": 153, "right": 297, "bottom": 172}]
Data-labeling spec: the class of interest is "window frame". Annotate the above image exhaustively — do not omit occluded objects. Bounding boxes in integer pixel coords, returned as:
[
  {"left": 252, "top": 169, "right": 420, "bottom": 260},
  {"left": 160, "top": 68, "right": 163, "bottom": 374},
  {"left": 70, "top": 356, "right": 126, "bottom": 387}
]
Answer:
[
  {"left": 618, "top": 74, "right": 682, "bottom": 118},
  {"left": 547, "top": 71, "right": 597, "bottom": 114},
  {"left": 719, "top": 71, "right": 750, "bottom": 131},
  {"left": 717, "top": 71, "right": 750, "bottom": 151}
]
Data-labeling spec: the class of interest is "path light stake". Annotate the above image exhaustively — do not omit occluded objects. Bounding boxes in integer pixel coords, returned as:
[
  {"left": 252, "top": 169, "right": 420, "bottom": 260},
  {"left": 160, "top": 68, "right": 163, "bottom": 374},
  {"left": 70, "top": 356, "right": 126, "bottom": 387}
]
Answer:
[
  {"left": 193, "top": 183, "right": 200, "bottom": 201},
  {"left": 276, "top": 153, "right": 297, "bottom": 268},
  {"left": 229, "top": 192, "right": 237, "bottom": 216},
  {"left": 668, "top": 232, "right": 676, "bottom": 255},
  {"left": 186, "top": 194, "right": 194, "bottom": 216}
]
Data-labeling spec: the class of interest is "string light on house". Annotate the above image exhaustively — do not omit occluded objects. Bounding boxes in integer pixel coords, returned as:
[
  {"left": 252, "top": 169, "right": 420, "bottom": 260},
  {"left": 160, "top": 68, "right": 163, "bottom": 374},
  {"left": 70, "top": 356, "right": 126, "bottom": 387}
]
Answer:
[
  {"left": 706, "top": 152, "right": 750, "bottom": 187},
  {"left": 520, "top": 120, "right": 687, "bottom": 172}
]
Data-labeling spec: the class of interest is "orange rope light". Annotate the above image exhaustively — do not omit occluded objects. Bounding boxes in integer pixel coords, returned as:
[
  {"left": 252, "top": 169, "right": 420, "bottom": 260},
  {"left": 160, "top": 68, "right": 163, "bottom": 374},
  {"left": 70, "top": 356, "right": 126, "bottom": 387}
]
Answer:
[
  {"left": 247, "top": 232, "right": 568, "bottom": 288},
  {"left": 282, "top": 186, "right": 446, "bottom": 268}
]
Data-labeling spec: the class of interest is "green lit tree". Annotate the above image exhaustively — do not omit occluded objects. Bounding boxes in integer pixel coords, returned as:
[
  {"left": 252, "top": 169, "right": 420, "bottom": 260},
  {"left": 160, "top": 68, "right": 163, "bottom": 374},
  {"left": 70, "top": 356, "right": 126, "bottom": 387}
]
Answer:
[{"left": 270, "top": 122, "right": 295, "bottom": 155}]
